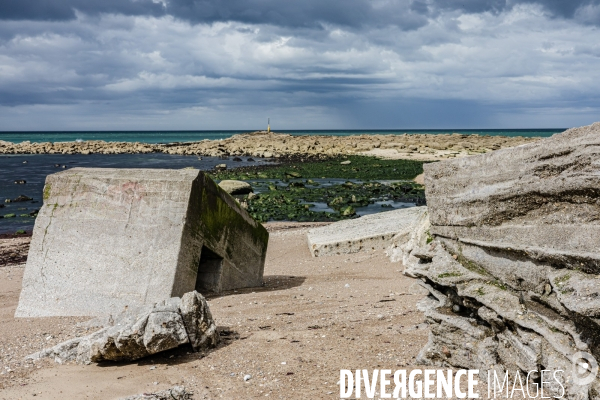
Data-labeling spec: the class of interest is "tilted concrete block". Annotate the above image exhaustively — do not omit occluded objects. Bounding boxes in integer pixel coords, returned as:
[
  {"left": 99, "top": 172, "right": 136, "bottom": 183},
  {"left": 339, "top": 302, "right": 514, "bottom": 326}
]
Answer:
[{"left": 16, "top": 168, "right": 268, "bottom": 317}]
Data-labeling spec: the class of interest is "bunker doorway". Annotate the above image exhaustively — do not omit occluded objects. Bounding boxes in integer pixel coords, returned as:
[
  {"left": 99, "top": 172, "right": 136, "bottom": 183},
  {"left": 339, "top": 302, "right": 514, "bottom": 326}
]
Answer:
[{"left": 195, "top": 246, "right": 223, "bottom": 293}]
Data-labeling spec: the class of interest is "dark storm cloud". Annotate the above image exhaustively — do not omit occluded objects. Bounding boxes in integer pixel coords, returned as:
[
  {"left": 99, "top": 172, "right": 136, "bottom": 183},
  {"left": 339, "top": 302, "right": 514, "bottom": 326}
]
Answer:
[
  {"left": 2, "top": 0, "right": 600, "bottom": 26},
  {"left": 427, "top": 0, "right": 600, "bottom": 22},
  {"left": 1, "top": 0, "right": 600, "bottom": 130},
  {"left": 0, "top": 0, "right": 165, "bottom": 21}
]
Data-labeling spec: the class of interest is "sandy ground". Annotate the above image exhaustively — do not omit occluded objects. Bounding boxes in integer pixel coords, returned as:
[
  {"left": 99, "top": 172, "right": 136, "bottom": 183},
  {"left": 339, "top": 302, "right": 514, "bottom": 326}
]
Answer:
[
  {"left": 0, "top": 222, "right": 433, "bottom": 399},
  {"left": 0, "top": 235, "right": 30, "bottom": 267}
]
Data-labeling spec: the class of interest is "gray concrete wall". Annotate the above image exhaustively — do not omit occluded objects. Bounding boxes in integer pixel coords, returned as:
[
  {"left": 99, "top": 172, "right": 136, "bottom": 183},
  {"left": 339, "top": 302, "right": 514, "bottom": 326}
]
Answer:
[{"left": 16, "top": 168, "right": 268, "bottom": 317}]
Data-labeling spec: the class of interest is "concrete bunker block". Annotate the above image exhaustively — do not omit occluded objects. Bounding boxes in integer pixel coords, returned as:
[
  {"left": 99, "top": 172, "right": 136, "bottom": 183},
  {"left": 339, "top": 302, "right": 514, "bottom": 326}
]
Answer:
[{"left": 16, "top": 168, "right": 268, "bottom": 317}]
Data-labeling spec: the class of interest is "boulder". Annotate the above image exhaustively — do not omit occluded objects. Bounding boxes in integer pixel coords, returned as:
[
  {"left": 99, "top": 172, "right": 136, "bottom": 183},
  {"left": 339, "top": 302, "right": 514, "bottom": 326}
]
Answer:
[
  {"left": 27, "top": 291, "right": 218, "bottom": 364},
  {"left": 407, "top": 123, "right": 600, "bottom": 399},
  {"left": 218, "top": 180, "right": 253, "bottom": 195}
]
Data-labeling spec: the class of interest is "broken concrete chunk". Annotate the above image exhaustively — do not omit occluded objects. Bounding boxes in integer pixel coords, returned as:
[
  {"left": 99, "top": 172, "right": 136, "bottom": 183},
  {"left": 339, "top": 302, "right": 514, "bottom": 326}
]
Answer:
[
  {"left": 16, "top": 168, "right": 268, "bottom": 318},
  {"left": 180, "top": 291, "right": 219, "bottom": 351},
  {"left": 27, "top": 291, "right": 218, "bottom": 364},
  {"left": 143, "top": 312, "right": 189, "bottom": 355},
  {"left": 119, "top": 386, "right": 193, "bottom": 400}
]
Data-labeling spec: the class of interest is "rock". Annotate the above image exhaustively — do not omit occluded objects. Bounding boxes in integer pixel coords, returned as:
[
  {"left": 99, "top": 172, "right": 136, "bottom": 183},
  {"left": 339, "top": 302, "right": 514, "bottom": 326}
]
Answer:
[
  {"left": 409, "top": 122, "right": 600, "bottom": 399},
  {"left": 307, "top": 207, "right": 427, "bottom": 257},
  {"left": 0, "top": 133, "right": 537, "bottom": 160},
  {"left": 340, "top": 160, "right": 351, "bottom": 165},
  {"left": 214, "top": 163, "right": 227, "bottom": 170},
  {"left": 16, "top": 168, "right": 269, "bottom": 318},
  {"left": 285, "top": 171, "right": 302, "bottom": 178},
  {"left": 232, "top": 157, "right": 243, "bottom": 161},
  {"left": 218, "top": 180, "right": 253, "bottom": 195},
  {"left": 387, "top": 207, "right": 430, "bottom": 270},
  {"left": 340, "top": 206, "right": 356, "bottom": 216},
  {"left": 27, "top": 291, "right": 218, "bottom": 364},
  {"left": 14, "top": 180, "right": 26, "bottom": 184},
  {"left": 13, "top": 195, "right": 32, "bottom": 202},
  {"left": 143, "top": 312, "right": 189, "bottom": 355},
  {"left": 119, "top": 386, "right": 193, "bottom": 400},
  {"left": 179, "top": 291, "right": 219, "bottom": 351}
]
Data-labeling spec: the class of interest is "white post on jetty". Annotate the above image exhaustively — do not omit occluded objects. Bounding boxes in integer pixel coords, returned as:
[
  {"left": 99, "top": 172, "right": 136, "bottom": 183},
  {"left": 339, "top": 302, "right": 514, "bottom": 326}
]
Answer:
[{"left": 267, "top": 118, "right": 270, "bottom": 133}]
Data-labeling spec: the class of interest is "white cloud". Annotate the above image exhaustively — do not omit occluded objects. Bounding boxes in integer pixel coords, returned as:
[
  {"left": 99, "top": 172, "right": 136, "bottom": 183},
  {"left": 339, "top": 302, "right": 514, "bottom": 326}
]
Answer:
[{"left": 0, "top": 5, "right": 599, "bottom": 129}]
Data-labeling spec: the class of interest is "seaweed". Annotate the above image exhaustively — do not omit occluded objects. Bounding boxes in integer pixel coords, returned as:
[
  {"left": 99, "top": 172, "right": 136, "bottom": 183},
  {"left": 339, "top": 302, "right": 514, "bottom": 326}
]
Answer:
[{"left": 209, "top": 155, "right": 425, "bottom": 181}]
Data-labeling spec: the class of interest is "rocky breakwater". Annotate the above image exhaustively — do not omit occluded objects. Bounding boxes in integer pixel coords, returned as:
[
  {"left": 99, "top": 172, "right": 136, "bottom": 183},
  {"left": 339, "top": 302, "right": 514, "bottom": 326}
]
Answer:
[
  {"left": 0, "top": 132, "right": 538, "bottom": 160},
  {"left": 403, "top": 122, "right": 600, "bottom": 399}
]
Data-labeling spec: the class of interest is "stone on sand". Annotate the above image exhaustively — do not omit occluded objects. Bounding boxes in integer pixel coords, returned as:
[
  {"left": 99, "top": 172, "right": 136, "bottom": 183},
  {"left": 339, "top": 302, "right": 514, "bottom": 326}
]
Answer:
[{"left": 27, "top": 291, "right": 218, "bottom": 364}]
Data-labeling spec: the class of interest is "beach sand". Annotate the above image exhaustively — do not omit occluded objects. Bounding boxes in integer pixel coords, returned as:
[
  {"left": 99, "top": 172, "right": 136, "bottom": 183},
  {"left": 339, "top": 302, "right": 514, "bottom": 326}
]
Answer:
[{"left": 0, "top": 222, "right": 431, "bottom": 399}]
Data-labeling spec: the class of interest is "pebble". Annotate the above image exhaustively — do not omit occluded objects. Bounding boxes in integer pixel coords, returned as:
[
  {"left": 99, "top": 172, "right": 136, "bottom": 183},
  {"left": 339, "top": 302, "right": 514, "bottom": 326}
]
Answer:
[{"left": 244, "top": 374, "right": 252, "bottom": 381}]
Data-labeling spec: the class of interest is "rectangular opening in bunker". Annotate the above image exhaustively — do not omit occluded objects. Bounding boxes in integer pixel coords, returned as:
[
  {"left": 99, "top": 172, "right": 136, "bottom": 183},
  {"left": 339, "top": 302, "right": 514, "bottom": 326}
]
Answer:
[{"left": 195, "top": 246, "right": 223, "bottom": 293}]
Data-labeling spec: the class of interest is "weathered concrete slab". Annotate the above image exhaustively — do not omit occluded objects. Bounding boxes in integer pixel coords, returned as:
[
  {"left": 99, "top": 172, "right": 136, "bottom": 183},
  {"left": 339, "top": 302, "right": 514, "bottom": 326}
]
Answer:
[
  {"left": 16, "top": 168, "right": 268, "bottom": 317},
  {"left": 306, "top": 207, "right": 427, "bottom": 257},
  {"left": 409, "top": 123, "right": 600, "bottom": 399}
]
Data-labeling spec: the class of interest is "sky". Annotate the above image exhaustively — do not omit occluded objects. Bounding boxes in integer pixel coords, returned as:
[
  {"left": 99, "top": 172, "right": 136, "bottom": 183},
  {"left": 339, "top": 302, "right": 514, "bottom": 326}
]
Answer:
[{"left": 1, "top": 0, "right": 599, "bottom": 130}]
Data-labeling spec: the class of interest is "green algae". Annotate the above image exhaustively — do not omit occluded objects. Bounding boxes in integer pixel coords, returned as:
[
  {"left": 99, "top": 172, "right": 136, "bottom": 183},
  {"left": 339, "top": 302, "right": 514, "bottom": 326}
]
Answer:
[
  {"left": 207, "top": 155, "right": 426, "bottom": 223},
  {"left": 210, "top": 155, "right": 425, "bottom": 181},
  {"left": 243, "top": 180, "right": 425, "bottom": 223},
  {"left": 438, "top": 272, "right": 463, "bottom": 278},
  {"left": 43, "top": 183, "right": 52, "bottom": 201},
  {"left": 554, "top": 273, "right": 571, "bottom": 286}
]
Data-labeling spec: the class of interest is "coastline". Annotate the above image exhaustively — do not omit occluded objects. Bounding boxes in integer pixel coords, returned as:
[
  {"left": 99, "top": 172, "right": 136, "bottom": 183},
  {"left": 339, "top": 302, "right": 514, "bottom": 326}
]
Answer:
[{"left": 0, "top": 131, "right": 540, "bottom": 161}]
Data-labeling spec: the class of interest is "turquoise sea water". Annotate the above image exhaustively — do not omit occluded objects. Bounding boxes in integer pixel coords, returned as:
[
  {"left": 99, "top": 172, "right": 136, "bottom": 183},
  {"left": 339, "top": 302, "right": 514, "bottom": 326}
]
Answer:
[{"left": 0, "top": 129, "right": 564, "bottom": 144}]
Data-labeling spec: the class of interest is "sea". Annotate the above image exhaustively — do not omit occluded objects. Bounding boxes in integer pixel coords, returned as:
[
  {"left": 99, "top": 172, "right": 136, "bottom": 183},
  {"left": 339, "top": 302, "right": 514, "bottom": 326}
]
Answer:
[
  {"left": 0, "top": 129, "right": 564, "bottom": 234},
  {"left": 0, "top": 129, "right": 563, "bottom": 144}
]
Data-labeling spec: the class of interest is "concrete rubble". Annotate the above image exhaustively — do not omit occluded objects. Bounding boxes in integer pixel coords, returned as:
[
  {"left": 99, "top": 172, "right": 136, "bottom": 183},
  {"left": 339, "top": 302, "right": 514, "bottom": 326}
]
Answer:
[
  {"left": 399, "top": 123, "right": 600, "bottom": 399},
  {"left": 16, "top": 168, "right": 268, "bottom": 317},
  {"left": 306, "top": 207, "right": 427, "bottom": 257},
  {"left": 119, "top": 386, "right": 193, "bottom": 400},
  {"left": 27, "top": 291, "right": 218, "bottom": 364}
]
